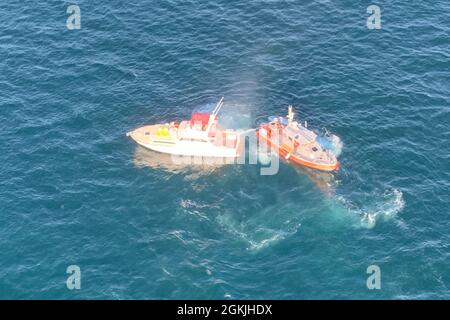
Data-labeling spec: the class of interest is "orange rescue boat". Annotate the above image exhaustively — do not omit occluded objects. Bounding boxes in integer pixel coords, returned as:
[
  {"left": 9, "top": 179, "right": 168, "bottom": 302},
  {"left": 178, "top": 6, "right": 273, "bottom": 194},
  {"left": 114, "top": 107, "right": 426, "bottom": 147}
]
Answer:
[{"left": 256, "top": 105, "right": 339, "bottom": 172}]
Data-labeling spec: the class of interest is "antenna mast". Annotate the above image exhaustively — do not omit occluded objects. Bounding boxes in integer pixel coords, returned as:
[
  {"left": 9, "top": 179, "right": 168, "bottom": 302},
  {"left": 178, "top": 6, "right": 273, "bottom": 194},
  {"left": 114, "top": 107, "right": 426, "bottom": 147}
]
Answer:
[
  {"left": 206, "top": 97, "right": 224, "bottom": 134},
  {"left": 212, "top": 96, "right": 224, "bottom": 117},
  {"left": 287, "top": 105, "right": 295, "bottom": 126}
]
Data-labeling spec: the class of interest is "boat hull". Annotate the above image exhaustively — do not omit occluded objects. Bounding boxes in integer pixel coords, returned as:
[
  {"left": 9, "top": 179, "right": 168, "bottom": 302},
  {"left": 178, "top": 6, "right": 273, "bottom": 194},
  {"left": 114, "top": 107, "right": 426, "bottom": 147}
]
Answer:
[{"left": 127, "top": 125, "right": 240, "bottom": 158}]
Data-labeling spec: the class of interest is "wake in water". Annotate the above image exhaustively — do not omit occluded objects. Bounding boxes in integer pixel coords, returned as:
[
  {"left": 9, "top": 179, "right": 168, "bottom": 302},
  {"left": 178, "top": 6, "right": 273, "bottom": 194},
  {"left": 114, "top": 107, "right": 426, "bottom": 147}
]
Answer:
[
  {"left": 215, "top": 199, "right": 303, "bottom": 251},
  {"left": 332, "top": 189, "right": 405, "bottom": 229},
  {"left": 311, "top": 130, "right": 404, "bottom": 228}
]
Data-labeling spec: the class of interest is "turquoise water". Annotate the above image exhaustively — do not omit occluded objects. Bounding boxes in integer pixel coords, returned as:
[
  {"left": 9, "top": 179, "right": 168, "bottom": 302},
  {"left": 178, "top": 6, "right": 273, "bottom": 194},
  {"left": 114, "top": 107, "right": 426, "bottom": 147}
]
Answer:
[{"left": 1, "top": 1, "right": 449, "bottom": 299}]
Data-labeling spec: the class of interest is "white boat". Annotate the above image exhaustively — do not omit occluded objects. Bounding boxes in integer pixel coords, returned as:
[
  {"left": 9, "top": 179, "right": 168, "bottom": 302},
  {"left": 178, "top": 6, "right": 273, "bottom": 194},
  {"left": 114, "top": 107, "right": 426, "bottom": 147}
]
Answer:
[{"left": 127, "top": 97, "right": 242, "bottom": 159}]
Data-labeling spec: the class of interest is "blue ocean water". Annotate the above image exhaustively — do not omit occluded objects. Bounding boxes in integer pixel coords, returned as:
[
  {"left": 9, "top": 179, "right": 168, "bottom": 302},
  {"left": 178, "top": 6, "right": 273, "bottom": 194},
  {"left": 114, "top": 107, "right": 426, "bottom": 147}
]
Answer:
[{"left": 1, "top": 0, "right": 449, "bottom": 299}]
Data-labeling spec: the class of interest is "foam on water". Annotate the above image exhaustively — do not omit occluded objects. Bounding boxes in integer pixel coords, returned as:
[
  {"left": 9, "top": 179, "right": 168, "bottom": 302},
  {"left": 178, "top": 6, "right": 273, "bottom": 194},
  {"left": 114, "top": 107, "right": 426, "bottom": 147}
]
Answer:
[
  {"left": 317, "top": 131, "right": 344, "bottom": 158},
  {"left": 328, "top": 134, "right": 343, "bottom": 158},
  {"left": 332, "top": 189, "right": 405, "bottom": 229},
  {"left": 216, "top": 206, "right": 302, "bottom": 251}
]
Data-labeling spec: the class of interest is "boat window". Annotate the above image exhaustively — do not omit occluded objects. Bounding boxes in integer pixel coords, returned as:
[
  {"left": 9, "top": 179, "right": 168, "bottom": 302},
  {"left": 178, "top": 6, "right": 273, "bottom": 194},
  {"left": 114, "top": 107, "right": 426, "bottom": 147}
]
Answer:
[{"left": 312, "top": 146, "right": 318, "bottom": 152}]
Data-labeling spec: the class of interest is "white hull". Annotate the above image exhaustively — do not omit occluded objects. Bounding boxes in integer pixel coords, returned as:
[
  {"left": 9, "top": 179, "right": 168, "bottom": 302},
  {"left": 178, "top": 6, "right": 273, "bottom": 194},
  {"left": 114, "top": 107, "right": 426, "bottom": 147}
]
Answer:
[
  {"left": 127, "top": 123, "right": 241, "bottom": 159},
  {"left": 134, "top": 139, "right": 239, "bottom": 158}
]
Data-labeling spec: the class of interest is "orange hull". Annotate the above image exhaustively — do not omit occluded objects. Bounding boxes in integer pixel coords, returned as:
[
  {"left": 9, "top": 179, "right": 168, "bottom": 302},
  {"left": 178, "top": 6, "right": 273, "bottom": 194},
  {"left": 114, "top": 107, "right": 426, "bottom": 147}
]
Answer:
[{"left": 256, "top": 129, "right": 339, "bottom": 172}]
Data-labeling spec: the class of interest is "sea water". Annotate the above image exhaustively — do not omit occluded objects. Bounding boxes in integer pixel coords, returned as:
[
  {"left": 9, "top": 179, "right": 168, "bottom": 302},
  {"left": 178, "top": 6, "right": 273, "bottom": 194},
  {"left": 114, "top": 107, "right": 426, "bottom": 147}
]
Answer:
[{"left": 0, "top": 1, "right": 449, "bottom": 299}]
